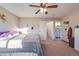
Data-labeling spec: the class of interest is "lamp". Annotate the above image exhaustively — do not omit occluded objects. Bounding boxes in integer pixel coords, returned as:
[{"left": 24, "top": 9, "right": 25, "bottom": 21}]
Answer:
[
  {"left": 40, "top": 8, "right": 47, "bottom": 13},
  {"left": 0, "top": 14, "right": 6, "bottom": 22},
  {"left": 44, "top": 8, "right": 47, "bottom": 12},
  {"left": 40, "top": 8, "right": 43, "bottom": 13}
]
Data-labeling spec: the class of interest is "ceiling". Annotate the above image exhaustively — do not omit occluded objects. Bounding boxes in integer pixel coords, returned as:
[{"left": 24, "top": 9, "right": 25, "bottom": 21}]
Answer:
[{"left": 0, "top": 3, "right": 79, "bottom": 18}]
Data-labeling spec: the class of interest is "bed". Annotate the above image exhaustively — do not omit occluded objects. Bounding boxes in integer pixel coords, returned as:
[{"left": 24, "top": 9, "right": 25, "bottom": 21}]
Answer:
[{"left": 0, "top": 31, "right": 43, "bottom": 56}]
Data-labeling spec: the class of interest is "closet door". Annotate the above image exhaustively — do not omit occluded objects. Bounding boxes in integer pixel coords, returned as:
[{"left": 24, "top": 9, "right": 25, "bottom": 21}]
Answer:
[{"left": 75, "top": 28, "right": 79, "bottom": 51}]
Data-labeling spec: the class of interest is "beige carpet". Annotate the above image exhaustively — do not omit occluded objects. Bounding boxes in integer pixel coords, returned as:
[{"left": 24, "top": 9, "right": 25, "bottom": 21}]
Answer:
[{"left": 41, "top": 38, "right": 79, "bottom": 56}]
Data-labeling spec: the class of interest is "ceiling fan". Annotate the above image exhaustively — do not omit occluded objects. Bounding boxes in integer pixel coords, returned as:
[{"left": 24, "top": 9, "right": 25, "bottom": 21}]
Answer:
[{"left": 29, "top": 3, "right": 58, "bottom": 15}]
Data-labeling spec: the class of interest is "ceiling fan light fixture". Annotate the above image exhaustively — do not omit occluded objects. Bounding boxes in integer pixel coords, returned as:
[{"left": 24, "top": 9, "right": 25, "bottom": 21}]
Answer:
[
  {"left": 44, "top": 8, "right": 47, "bottom": 12},
  {"left": 29, "top": 3, "right": 58, "bottom": 15},
  {"left": 40, "top": 8, "right": 43, "bottom": 13}
]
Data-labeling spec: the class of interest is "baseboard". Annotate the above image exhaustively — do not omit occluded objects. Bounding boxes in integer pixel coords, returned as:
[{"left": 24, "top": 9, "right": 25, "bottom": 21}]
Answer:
[
  {"left": 73, "top": 48, "right": 79, "bottom": 53},
  {"left": 61, "top": 39, "right": 69, "bottom": 43}
]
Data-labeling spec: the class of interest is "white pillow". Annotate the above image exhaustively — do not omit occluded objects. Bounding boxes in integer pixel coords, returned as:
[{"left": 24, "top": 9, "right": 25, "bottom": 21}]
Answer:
[{"left": 0, "top": 37, "right": 8, "bottom": 40}]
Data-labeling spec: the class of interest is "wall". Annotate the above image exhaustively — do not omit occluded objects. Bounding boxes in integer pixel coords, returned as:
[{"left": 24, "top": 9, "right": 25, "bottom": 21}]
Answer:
[
  {"left": 19, "top": 18, "right": 41, "bottom": 34},
  {"left": 19, "top": 18, "right": 52, "bottom": 40},
  {"left": 61, "top": 9, "right": 79, "bottom": 42},
  {"left": 0, "top": 6, "right": 18, "bottom": 32}
]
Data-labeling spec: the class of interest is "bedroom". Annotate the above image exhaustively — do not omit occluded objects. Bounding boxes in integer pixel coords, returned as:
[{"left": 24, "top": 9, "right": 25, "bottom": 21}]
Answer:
[{"left": 0, "top": 3, "right": 79, "bottom": 56}]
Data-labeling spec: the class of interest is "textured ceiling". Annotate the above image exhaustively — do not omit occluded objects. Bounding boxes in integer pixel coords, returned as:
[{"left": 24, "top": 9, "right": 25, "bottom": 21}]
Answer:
[{"left": 0, "top": 3, "right": 79, "bottom": 18}]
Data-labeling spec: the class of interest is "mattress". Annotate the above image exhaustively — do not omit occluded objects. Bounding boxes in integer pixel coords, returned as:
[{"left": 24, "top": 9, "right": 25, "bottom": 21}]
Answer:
[
  {"left": 0, "top": 52, "right": 38, "bottom": 56},
  {"left": 0, "top": 34, "right": 43, "bottom": 56}
]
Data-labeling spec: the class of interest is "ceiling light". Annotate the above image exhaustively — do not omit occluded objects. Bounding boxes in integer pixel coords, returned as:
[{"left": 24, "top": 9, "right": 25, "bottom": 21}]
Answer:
[
  {"left": 40, "top": 8, "right": 43, "bottom": 13},
  {"left": 44, "top": 8, "right": 47, "bottom": 12}
]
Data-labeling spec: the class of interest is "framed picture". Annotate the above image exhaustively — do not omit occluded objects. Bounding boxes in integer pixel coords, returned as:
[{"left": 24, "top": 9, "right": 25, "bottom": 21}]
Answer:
[{"left": 64, "top": 21, "right": 69, "bottom": 24}]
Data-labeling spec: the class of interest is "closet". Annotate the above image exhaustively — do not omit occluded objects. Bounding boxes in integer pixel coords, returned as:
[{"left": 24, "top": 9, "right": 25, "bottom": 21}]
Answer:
[{"left": 74, "top": 26, "right": 79, "bottom": 51}]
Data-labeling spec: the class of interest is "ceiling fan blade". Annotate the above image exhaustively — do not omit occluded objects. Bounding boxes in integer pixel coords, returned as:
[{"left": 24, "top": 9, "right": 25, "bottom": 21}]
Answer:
[
  {"left": 47, "top": 5, "right": 58, "bottom": 8},
  {"left": 35, "top": 9, "right": 40, "bottom": 14},
  {"left": 44, "top": 3, "right": 47, "bottom": 7},
  {"left": 29, "top": 5, "right": 40, "bottom": 7},
  {"left": 45, "top": 11, "right": 48, "bottom": 15},
  {"left": 40, "top": 3, "right": 43, "bottom": 6}
]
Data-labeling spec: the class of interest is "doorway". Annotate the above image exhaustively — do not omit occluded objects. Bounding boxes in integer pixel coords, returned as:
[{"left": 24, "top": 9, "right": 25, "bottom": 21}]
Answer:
[
  {"left": 47, "top": 21, "right": 54, "bottom": 39},
  {"left": 54, "top": 21, "right": 61, "bottom": 39}
]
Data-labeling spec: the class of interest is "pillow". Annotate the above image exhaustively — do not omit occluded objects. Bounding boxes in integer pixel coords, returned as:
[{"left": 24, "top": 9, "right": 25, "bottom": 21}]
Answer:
[
  {"left": 0, "top": 31, "right": 9, "bottom": 37},
  {"left": 8, "top": 30, "right": 18, "bottom": 35},
  {"left": 0, "top": 37, "right": 8, "bottom": 40},
  {"left": 0, "top": 33, "right": 8, "bottom": 37},
  {"left": 0, "top": 30, "right": 19, "bottom": 38}
]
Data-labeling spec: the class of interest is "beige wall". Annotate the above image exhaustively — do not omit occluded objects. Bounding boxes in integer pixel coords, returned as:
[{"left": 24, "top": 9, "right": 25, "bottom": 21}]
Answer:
[
  {"left": 0, "top": 6, "right": 18, "bottom": 31},
  {"left": 61, "top": 9, "right": 79, "bottom": 42},
  {"left": 19, "top": 18, "right": 53, "bottom": 40},
  {"left": 19, "top": 18, "right": 41, "bottom": 34}
]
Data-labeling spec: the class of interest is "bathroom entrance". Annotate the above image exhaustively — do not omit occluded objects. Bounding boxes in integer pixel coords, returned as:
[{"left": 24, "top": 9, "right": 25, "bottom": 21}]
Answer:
[{"left": 54, "top": 21, "right": 61, "bottom": 39}]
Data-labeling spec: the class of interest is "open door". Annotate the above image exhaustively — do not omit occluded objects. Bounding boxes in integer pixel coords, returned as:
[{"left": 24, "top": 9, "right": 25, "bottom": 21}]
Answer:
[
  {"left": 47, "top": 21, "right": 54, "bottom": 39},
  {"left": 54, "top": 21, "right": 61, "bottom": 39}
]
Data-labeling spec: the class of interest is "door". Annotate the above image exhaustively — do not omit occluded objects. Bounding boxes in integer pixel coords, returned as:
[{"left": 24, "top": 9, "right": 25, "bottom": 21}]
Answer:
[
  {"left": 47, "top": 21, "right": 54, "bottom": 39},
  {"left": 39, "top": 21, "right": 47, "bottom": 40},
  {"left": 55, "top": 21, "right": 61, "bottom": 39}
]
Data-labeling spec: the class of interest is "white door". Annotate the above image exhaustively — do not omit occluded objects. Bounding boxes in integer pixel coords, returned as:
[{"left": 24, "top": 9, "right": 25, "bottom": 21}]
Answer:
[
  {"left": 75, "top": 28, "right": 79, "bottom": 51},
  {"left": 47, "top": 21, "right": 54, "bottom": 39},
  {"left": 39, "top": 21, "right": 47, "bottom": 40}
]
